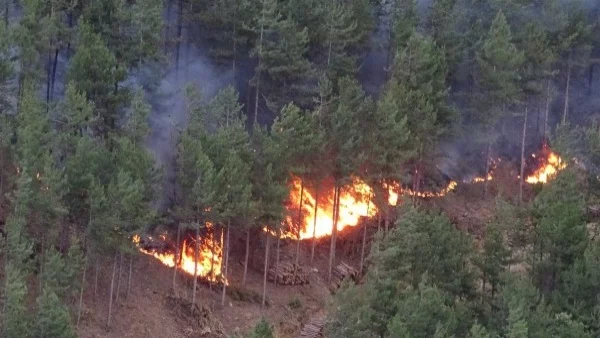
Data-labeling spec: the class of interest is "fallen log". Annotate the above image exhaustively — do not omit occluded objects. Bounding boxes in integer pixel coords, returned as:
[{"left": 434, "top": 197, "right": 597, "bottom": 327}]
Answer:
[
  {"left": 268, "top": 262, "right": 309, "bottom": 286},
  {"left": 329, "top": 262, "right": 358, "bottom": 292}
]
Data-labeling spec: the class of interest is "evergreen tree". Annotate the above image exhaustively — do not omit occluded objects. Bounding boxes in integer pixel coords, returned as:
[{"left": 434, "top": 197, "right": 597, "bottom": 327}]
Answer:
[
  {"left": 3, "top": 263, "right": 32, "bottom": 338},
  {"left": 533, "top": 170, "right": 587, "bottom": 290},
  {"left": 386, "top": 280, "right": 462, "bottom": 338},
  {"left": 323, "top": 76, "right": 372, "bottom": 281},
  {"left": 272, "top": 103, "right": 322, "bottom": 262},
  {"left": 247, "top": 318, "right": 275, "bottom": 338},
  {"left": 249, "top": 0, "right": 315, "bottom": 116},
  {"left": 473, "top": 10, "right": 524, "bottom": 196},
  {"left": 35, "top": 290, "right": 77, "bottom": 338},
  {"left": 68, "top": 21, "right": 126, "bottom": 136},
  {"left": 388, "top": 32, "right": 451, "bottom": 192},
  {"left": 319, "top": 0, "right": 361, "bottom": 80}
]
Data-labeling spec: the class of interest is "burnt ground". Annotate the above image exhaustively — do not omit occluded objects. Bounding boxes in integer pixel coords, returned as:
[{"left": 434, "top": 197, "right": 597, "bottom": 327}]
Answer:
[{"left": 26, "top": 164, "right": 529, "bottom": 338}]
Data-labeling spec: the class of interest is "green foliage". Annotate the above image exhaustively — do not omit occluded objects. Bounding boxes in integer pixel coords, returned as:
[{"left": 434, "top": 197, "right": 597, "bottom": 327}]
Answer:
[
  {"left": 247, "top": 318, "right": 274, "bottom": 338},
  {"left": 34, "top": 290, "right": 77, "bottom": 338},
  {"left": 473, "top": 10, "right": 524, "bottom": 132},
  {"left": 3, "top": 262, "right": 32, "bottom": 338},
  {"left": 372, "top": 206, "right": 474, "bottom": 298},
  {"left": 249, "top": 0, "right": 315, "bottom": 111},
  {"left": 533, "top": 170, "right": 587, "bottom": 281},
  {"left": 386, "top": 280, "right": 463, "bottom": 338},
  {"left": 68, "top": 21, "right": 126, "bottom": 135}
]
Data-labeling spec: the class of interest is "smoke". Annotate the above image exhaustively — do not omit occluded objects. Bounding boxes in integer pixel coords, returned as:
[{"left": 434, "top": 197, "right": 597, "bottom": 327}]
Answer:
[{"left": 140, "top": 44, "right": 232, "bottom": 211}]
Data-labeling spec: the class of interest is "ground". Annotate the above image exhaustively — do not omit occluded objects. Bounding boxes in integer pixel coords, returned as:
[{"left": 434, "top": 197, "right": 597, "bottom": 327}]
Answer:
[{"left": 76, "top": 178, "right": 515, "bottom": 338}]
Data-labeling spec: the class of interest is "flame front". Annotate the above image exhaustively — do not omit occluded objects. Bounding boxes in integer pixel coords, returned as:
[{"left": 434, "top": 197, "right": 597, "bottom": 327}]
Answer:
[
  {"left": 132, "top": 227, "right": 224, "bottom": 282},
  {"left": 286, "top": 177, "right": 459, "bottom": 239},
  {"left": 526, "top": 152, "right": 567, "bottom": 184},
  {"left": 288, "top": 178, "right": 378, "bottom": 239}
]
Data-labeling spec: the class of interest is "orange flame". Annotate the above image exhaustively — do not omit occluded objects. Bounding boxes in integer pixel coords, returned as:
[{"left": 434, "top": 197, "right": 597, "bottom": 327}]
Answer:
[
  {"left": 132, "top": 226, "right": 224, "bottom": 282},
  {"left": 526, "top": 152, "right": 567, "bottom": 184},
  {"left": 283, "top": 176, "right": 460, "bottom": 239},
  {"left": 286, "top": 177, "right": 377, "bottom": 239}
]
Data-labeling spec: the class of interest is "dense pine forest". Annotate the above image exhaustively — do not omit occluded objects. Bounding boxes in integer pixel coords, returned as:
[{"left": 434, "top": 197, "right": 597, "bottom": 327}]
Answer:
[{"left": 2, "top": 0, "right": 600, "bottom": 337}]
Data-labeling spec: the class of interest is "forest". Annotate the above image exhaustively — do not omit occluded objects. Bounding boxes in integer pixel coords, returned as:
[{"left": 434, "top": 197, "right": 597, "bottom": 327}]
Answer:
[{"left": 1, "top": 0, "right": 600, "bottom": 337}]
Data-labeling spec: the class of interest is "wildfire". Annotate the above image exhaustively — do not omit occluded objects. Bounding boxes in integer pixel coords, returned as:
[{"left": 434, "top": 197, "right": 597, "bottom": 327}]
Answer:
[
  {"left": 287, "top": 178, "right": 378, "bottom": 240},
  {"left": 132, "top": 226, "right": 224, "bottom": 282},
  {"left": 526, "top": 151, "right": 567, "bottom": 184}
]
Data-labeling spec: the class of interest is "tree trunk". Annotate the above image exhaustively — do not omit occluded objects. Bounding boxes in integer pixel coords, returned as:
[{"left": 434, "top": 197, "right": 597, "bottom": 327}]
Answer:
[
  {"left": 46, "top": 48, "right": 52, "bottom": 107},
  {"left": 172, "top": 222, "right": 180, "bottom": 290},
  {"left": 310, "top": 187, "right": 319, "bottom": 263},
  {"left": 295, "top": 179, "right": 304, "bottom": 266},
  {"left": 50, "top": 48, "right": 59, "bottom": 101},
  {"left": 254, "top": 0, "right": 266, "bottom": 128},
  {"left": 262, "top": 232, "right": 270, "bottom": 307},
  {"left": 519, "top": 106, "right": 528, "bottom": 204},
  {"left": 232, "top": 0, "right": 237, "bottom": 82},
  {"left": 164, "top": 0, "right": 171, "bottom": 53},
  {"left": 175, "top": 0, "right": 183, "bottom": 75},
  {"left": 192, "top": 223, "right": 199, "bottom": 311},
  {"left": 115, "top": 252, "right": 124, "bottom": 303},
  {"left": 94, "top": 258, "right": 99, "bottom": 300},
  {"left": 563, "top": 53, "right": 571, "bottom": 124},
  {"left": 221, "top": 223, "right": 231, "bottom": 306},
  {"left": 360, "top": 194, "right": 371, "bottom": 275},
  {"left": 107, "top": 253, "right": 118, "bottom": 329},
  {"left": 588, "top": 64, "right": 594, "bottom": 96},
  {"left": 274, "top": 228, "right": 281, "bottom": 287},
  {"left": 126, "top": 256, "right": 133, "bottom": 299},
  {"left": 66, "top": 12, "right": 73, "bottom": 58},
  {"left": 243, "top": 229, "right": 250, "bottom": 285},
  {"left": 210, "top": 226, "right": 216, "bottom": 289},
  {"left": 3, "top": 0, "right": 8, "bottom": 27},
  {"left": 328, "top": 185, "right": 340, "bottom": 282},
  {"left": 77, "top": 259, "right": 87, "bottom": 328},
  {"left": 544, "top": 78, "right": 551, "bottom": 139},
  {"left": 483, "top": 140, "right": 492, "bottom": 198}
]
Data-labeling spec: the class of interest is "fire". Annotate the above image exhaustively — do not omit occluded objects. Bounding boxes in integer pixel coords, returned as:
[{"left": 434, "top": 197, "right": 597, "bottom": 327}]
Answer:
[
  {"left": 132, "top": 226, "right": 224, "bottom": 282},
  {"left": 526, "top": 151, "right": 567, "bottom": 184},
  {"left": 285, "top": 177, "right": 459, "bottom": 239},
  {"left": 288, "top": 177, "right": 378, "bottom": 240}
]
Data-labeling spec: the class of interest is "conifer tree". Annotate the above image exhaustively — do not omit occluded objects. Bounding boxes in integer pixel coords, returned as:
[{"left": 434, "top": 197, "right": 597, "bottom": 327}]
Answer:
[
  {"left": 35, "top": 290, "right": 77, "bottom": 338},
  {"left": 389, "top": 32, "right": 451, "bottom": 193},
  {"left": 319, "top": 0, "right": 360, "bottom": 80},
  {"left": 473, "top": 10, "right": 524, "bottom": 197},
  {"left": 325, "top": 77, "right": 373, "bottom": 280},
  {"left": 68, "top": 21, "right": 126, "bottom": 136},
  {"left": 272, "top": 103, "right": 322, "bottom": 264},
  {"left": 3, "top": 262, "right": 32, "bottom": 338},
  {"left": 247, "top": 318, "right": 275, "bottom": 338},
  {"left": 533, "top": 170, "right": 587, "bottom": 291},
  {"left": 249, "top": 0, "right": 315, "bottom": 116}
]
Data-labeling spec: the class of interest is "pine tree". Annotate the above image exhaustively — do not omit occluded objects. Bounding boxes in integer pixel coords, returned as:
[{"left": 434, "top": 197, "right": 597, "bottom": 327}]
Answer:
[
  {"left": 468, "top": 323, "right": 490, "bottom": 338},
  {"left": 272, "top": 103, "right": 322, "bottom": 263},
  {"left": 196, "top": 0, "right": 253, "bottom": 78},
  {"left": 247, "top": 318, "right": 275, "bottom": 338},
  {"left": 324, "top": 76, "right": 372, "bottom": 281},
  {"left": 387, "top": 280, "right": 461, "bottom": 338},
  {"left": 35, "top": 290, "right": 77, "bottom": 338},
  {"left": 319, "top": 0, "right": 361, "bottom": 80},
  {"left": 506, "top": 300, "right": 528, "bottom": 338},
  {"left": 249, "top": 0, "right": 315, "bottom": 115},
  {"left": 3, "top": 262, "right": 32, "bottom": 338},
  {"left": 473, "top": 10, "right": 524, "bottom": 197},
  {"left": 68, "top": 21, "right": 126, "bottom": 136},
  {"left": 388, "top": 32, "right": 451, "bottom": 193},
  {"left": 476, "top": 218, "right": 510, "bottom": 303},
  {"left": 533, "top": 170, "right": 587, "bottom": 291}
]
